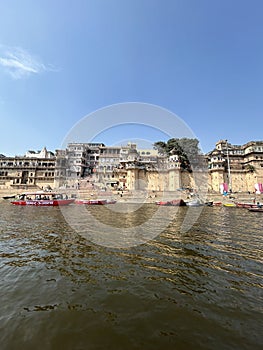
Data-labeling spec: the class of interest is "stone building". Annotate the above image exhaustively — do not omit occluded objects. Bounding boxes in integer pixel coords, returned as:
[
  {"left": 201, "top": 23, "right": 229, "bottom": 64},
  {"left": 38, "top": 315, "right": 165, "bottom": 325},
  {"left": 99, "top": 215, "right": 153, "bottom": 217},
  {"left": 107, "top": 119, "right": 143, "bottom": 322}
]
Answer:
[
  {"left": 3, "top": 139, "right": 257, "bottom": 195},
  {"left": 0, "top": 147, "right": 55, "bottom": 190},
  {"left": 207, "top": 140, "right": 263, "bottom": 193},
  {"left": 95, "top": 145, "right": 122, "bottom": 188},
  {"left": 54, "top": 149, "right": 68, "bottom": 188},
  {"left": 54, "top": 142, "right": 104, "bottom": 188},
  {"left": 54, "top": 141, "right": 207, "bottom": 193},
  {"left": 93, "top": 143, "right": 148, "bottom": 189}
]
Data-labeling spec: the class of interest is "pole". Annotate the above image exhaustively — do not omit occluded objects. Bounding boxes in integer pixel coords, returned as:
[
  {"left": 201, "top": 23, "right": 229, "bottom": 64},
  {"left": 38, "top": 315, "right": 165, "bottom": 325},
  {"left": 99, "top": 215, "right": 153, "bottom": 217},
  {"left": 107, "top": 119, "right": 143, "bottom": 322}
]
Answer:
[{"left": 226, "top": 140, "right": 232, "bottom": 192}]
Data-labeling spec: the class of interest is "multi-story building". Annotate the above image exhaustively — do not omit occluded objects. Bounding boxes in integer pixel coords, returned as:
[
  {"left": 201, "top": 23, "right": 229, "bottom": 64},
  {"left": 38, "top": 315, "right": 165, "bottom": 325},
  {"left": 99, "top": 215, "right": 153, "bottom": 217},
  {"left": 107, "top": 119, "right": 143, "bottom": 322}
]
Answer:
[
  {"left": 3, "top": 140, "right": 260, "bottom": 194},
  {"left": 207, "top": 140, "right": 263, "bottom": 193},
  {"left": 55, "top": 141, "right": 207, "bottom": 193},
  {"left": 93, "top": 143, "right": 139, "bottom": 189},
  {"left": 54, "top": 149, "right": 68, "bottom": 188},
  {"left": 65, "top": 143, "right": 88, "bottom": 178},
  {"left": 84, "top": 143, "right": 102, "bottom": 177},
  {"left": 0, "top": 147, "right": 55, "bottom": 190},
  {"left": 54, "top": 142, "right": 104, "bottom": 188}
]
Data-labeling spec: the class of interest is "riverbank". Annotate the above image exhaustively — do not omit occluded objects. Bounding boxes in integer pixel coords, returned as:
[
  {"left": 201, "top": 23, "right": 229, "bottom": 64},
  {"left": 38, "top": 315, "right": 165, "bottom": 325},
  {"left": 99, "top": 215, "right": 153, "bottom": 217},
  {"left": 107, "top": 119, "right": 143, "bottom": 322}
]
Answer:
[{"left": 1, "top": 186, "right": 262, "bottom": 205}]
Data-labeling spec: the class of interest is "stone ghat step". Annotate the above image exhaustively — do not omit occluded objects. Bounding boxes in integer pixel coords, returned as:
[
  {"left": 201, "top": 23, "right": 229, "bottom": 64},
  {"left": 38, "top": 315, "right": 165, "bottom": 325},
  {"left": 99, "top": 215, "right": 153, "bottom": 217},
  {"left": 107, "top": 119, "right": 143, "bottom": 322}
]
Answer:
[{"left": 0, "top": 186, "right": 42, "bottom": 197}]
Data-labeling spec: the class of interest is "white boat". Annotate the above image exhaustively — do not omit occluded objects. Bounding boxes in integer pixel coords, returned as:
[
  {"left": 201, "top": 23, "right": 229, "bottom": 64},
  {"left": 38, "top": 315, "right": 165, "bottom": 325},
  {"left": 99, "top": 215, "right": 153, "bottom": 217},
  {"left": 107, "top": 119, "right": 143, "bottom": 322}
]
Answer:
[
  {"left": 185, "top": 199, "right": 209, "bottom": 207},
  {"left": 11, "top": 192, "right": 75, "bottom": 206},
  {"left": 186, "top": 199, "right": 201, "bottom": 206}
]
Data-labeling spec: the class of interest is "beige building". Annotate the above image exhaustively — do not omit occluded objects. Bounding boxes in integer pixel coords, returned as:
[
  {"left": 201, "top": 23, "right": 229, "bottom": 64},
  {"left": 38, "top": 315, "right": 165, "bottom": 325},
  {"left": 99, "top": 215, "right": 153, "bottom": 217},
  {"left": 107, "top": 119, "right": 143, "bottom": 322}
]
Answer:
[
  {"left": 207, "top": 140, "right": 263, "bottom": 193},
  {"left": 55, "top": 141, "right": 208, "bottom": 194},
  {"left": 0, "top": 147, "right": 55, "bottom": 190},
  {"left": 3, "top": 140, "right": 262, "bottom": 195},
  {"left": 54, "top": 143, "right": 104, "bottom": 188}
]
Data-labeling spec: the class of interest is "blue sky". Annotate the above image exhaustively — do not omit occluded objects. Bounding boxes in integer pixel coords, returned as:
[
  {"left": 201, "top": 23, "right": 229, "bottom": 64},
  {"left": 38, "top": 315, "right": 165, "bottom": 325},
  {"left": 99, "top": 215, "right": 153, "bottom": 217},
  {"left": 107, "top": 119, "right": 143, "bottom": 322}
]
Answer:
[{"left": 0, "top": 0, "right": 262, "bottom": 156}]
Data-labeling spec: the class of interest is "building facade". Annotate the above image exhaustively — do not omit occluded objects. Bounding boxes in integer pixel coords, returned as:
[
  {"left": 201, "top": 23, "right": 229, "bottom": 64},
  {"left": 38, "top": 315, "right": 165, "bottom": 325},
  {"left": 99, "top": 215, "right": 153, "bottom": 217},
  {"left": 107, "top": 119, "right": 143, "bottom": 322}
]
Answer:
[
  {"left": 0, "top": 147, "right": 55, "bottom": 190},
  {"left": 207, "top": 140, "right": 263, "bottom": 193},
  {"left": 2, "top": 140, "right": 262, "bottom": 194},
  {"left": 54, "top": 142, "right": 104, "bottom": 188}
]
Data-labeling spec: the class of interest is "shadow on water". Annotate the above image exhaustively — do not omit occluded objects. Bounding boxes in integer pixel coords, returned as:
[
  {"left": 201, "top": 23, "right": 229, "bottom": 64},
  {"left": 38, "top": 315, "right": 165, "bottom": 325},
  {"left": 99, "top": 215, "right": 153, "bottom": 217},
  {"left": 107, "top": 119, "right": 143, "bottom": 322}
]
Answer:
[{"left": 0, "top": 201, "right": 262, "bottom": 350}]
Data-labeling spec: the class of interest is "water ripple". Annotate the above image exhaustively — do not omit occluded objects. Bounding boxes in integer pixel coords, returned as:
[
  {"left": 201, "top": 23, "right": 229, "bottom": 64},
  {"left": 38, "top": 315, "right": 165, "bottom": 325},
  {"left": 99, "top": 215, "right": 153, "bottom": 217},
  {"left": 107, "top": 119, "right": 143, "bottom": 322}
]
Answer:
[{"left": 0, "top": 202, "right": 262, "bottom": 349}]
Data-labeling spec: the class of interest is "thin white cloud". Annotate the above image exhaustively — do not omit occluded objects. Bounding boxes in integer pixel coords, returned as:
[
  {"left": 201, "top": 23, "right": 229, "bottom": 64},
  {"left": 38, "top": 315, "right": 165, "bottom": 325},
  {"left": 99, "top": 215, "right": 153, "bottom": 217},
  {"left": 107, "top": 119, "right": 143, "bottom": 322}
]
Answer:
[{"left": 0, "top": 46, "right": 54, "bottom": 79}]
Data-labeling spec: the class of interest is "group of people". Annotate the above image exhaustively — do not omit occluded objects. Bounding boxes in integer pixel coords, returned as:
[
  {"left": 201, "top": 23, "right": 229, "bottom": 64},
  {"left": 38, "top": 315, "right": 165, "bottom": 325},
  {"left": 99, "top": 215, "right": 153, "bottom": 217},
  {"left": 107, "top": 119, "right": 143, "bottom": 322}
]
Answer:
[{"left": 18, "top": 193, "right": 67, "bottom": 200}]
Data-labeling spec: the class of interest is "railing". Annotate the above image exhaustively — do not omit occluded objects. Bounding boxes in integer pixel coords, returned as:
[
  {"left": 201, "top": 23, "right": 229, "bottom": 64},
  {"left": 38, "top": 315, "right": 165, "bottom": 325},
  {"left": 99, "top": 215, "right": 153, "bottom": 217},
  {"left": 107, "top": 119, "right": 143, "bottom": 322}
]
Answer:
[{"left": 0, "top": 164, "right": 55, "bottom": 168}]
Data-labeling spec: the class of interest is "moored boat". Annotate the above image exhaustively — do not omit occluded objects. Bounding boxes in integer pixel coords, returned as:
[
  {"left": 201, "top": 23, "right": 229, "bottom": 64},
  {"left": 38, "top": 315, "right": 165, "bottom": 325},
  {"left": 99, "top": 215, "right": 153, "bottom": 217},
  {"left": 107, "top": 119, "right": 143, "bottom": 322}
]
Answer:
[
  {"left": 186, "top": 202, "right": 203, "bottom": 207},
  {"left": 223, "top": 202, "right": 236, "bottom": 207},
  {"left": 204, "top": 201, "right": 213, "bottom": 206},
  {"left": 185, "top": 199, "right": 213, "bottom": 207},
  {"left": 186, "top": 199, "right": 203, "bottom": 207},
  {"left": 2, "top": 195, "right": 16, "bottom": 200},
  {"left": 156, "top": 199, "right": 186, "bottom": 206},
  {"left": 248, "top": 207, "right": 263, "bottom": 212},
  {"left": 75, "top": 199, "right": 116, "bottom": 205},
  {"left": 235, "top": 202, "right": 259, "bottom": 209},
  {"left": 10, "top": 192, "right": 74, "bottom": 206}
]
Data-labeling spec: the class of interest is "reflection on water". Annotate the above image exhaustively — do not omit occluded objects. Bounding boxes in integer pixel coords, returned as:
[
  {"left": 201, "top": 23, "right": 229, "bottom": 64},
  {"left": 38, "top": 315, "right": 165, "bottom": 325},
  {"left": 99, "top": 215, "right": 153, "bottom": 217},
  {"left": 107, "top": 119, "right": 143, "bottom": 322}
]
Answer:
[
  {"left": 81, "top": 203, "right": 159, "bottom": 227},
  {"left": 60, "top": 203, "right": 177, "bottom": 248},
  {"left": 0, "top": 201, "right": 262, "bottom": 350}
]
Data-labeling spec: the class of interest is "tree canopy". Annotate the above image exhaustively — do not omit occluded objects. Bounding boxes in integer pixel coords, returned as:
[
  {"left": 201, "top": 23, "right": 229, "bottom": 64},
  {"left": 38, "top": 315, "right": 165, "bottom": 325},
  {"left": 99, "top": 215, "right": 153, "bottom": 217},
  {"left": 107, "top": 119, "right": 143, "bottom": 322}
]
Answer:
[{"left": 153, "top": 138, "right": 201, "bottom": 171}]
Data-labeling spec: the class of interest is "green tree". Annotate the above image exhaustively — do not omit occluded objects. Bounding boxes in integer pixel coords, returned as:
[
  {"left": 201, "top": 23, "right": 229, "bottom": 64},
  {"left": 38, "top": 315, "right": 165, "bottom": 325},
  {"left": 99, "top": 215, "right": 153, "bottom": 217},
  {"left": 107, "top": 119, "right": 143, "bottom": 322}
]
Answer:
[
  {"left": 153, "top": 138, "right": 201, "bottom": 171},
  {"left": 177, "top": 138, "right": 201, "bottom": 157},
  {"left": 153, "top": 141, "right": 167, "bottom": 155}
]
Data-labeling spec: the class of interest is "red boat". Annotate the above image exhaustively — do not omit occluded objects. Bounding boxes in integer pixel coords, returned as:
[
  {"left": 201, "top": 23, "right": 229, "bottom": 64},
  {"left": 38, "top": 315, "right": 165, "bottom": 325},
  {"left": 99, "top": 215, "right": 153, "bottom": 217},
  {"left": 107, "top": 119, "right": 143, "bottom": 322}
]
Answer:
[
  {"left": 75, "top": 199, "right": 116, "bottom": 205},
  {"left": 156, "top": 199, "right": 186, "bottom": 206},
  {"left": 11, "top": 192, "right": 75, "bottom": 206},
  {"left": 235, "top": 202, "right": 259, "bottom": 209},
  {"left": 213, "top": 201, "right": 222, "bottom": 206},
  {"left": 248, "top": 207, "right": 263, "bottom": 212}
]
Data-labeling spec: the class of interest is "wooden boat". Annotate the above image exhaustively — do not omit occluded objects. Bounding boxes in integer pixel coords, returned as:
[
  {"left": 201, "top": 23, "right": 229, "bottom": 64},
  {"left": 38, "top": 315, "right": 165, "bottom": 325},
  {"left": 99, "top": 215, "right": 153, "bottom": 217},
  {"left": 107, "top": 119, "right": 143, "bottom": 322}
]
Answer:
[
  {"left": 10, "top": 192, "right": 75, "bottom": 206},
  {"left": 2, "top": 195, "right": 16, "bottom": 199},
  {"left": 75, "top": 199, "right": 116, "bottom": 205},
  {"left": 248, "top": 207, "right": 263, "bottom": 212},
  {"left": 185, "top": 199, "right": 213, "bottom": 207},
  {"left": 223, "top": 202, "right": 236, "bottom": 207},
  {"left": 156, "top": 199, "right": 186, "bottom": 206},
  {"left": 213, "top": 201, "right": 222, "bottom": 206},
  {"left": 235, "top": 202, "right": 259, "bottom": 209},
  {"left": 186, "top": 200, "right": 203, "bottom": 207}
]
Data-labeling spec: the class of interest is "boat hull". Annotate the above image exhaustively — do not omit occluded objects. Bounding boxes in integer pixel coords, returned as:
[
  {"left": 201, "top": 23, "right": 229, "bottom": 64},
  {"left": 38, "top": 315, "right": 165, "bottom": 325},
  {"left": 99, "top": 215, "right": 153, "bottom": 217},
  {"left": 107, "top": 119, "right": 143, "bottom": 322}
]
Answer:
[
  {"left": 236, "top": 202, "right": 259, "bottom": 208},
  {"left": 186, "top": 200, "right": 204, "bottom": 207},
  {"left": 248, "top": 207, "right": 263, "bottom": 212},
  {"left": 75, "top": 199, "right": 116, "bottom": 205},
  {"left": 2, "top": 195, "right": 16, "bottom": 200},
  {"left": 11, "top": 199, "right": 75, "bottom": 206},
  {"left": 213, "top": 202, "right": 222, "bottom": 206},
  {"left": 156, "top": 199, "right": 186, "bottom": 206}
]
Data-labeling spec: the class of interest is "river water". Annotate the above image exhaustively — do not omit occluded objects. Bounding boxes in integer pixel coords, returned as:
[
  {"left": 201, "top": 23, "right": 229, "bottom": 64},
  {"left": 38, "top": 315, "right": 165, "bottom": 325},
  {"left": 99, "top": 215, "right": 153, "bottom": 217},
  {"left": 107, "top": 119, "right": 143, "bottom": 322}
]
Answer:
[{"left": 0, "top": 200, "right": 262, "bottom": 350}]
